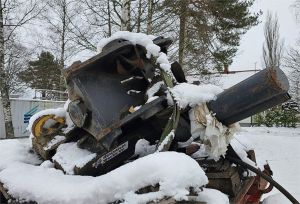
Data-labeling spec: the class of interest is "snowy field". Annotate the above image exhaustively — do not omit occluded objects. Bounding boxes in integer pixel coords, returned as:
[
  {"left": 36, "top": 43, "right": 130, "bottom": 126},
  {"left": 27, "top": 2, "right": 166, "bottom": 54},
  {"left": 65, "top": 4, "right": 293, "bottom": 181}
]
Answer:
[
  {"left": 0, "top": 126, "right": 300, "bottom": 203},
  {"left": 235, "top": 127, "right": 300, "bottom": 203}
]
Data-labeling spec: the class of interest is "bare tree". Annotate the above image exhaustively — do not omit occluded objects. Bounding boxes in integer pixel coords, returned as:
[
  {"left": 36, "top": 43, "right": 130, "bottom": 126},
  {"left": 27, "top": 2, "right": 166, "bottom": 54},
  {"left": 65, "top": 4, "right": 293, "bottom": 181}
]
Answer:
[
  {"left": 5, "top": 35, "right": 30, "bottom": 94},
  {"left": 285, "top": 44, "right": 300, "bottom": 109},
  {"left": 42, "top": 0, "right": 80, "bottom": 68},
  {"left": 178, "top": 0, "right": 187, "bottom": 65},
  {"left": 292, "top": 0, "right": 300, "bottom": 23},
  {"left": 262, "top": 12, "right": 284, "bottom": 69},
  {"left": 284, "top": 1, "right": 300, "bottom": 108},
  {"left": 40, "top": 0, "right": 88, "bottom": 95},
  {"left": 0, "top": 0, "right": 42, "bottom": 138},
  {"left": 121, "top": 0, "right": 131, "bottom": 31}
]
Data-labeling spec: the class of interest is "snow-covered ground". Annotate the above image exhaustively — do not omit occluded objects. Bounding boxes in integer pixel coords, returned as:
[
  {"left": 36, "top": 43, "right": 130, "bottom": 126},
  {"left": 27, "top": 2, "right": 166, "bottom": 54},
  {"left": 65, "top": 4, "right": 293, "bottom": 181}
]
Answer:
[
  {"left": 0, "top": 139, "right": 228, "bottom": 204},
  {"left": 234, "top": 127, "right": 300, "bottom": 203},
  {"left": 0, "top": 127, "right": 300, "bottom": 203}
]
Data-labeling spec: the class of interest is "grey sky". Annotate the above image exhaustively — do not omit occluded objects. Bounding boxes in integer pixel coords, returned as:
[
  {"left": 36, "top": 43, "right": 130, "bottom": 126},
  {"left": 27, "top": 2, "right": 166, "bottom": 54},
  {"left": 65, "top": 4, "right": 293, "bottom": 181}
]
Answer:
[{"left": 231, "top": 0, "right": 300, "bottom": 71}]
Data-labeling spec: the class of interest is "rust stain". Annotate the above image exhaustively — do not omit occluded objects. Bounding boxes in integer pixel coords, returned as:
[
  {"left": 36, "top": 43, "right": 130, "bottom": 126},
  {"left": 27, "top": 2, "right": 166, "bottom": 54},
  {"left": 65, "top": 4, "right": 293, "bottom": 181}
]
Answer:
[{"left": 267, "top": 68, "right": 284, "bottom": 91}]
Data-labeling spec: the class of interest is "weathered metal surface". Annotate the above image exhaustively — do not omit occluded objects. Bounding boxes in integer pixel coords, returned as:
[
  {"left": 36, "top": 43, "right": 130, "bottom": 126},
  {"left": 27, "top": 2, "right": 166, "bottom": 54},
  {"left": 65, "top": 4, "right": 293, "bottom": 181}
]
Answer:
[
  {"left": 232, "top": 177, "right": 256, "bottom": 204},
  {"left": 64, "top": 37, "right": 172, "bottom": 149},
  {"left": 206, "top": 168, "right": 242, "bottom": 197},
  {"left": 207, "top": 67, "right": 290, "bottom": 126},
  {"left": 197, "top": 158, "right": 242, "bottom": 197}
]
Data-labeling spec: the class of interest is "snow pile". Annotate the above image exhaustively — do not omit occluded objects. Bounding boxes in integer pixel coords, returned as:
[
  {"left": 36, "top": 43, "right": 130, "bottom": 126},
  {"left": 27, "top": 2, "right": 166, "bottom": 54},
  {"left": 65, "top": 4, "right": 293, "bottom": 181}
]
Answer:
[
  {"left": 40, "top": 160, "right": 55, "bottom": 168},
  {"left": 63, "top": 99, "right": 75, "bottom": 133},
  {"left": 235, "top": 127, "right": 300, "bottom": 200},
  {"left": 52, "top": 142, "right": 96, "bottom": 174},
  {"left": 0, "top": 152, "right": 209, "bottom": 204},
  {"left": 134, "top": 139, "right": 156, "bottom": 157},
  {"left": 157, "top": 130, "right": 175, "bottom": 152},
  {"left": 169, "top": 83, "right": 223, "bottom": 109},
  {"left": 0, "top": 139, "right": 41, "bottom": 171},
  {"left": 196, "top": 188, "right": 229, "bottom": 204},
  {"left": 191, "top": 144, "right": 209, "bottom": 159},
  {"left": 231, "top": 137, "right": 256, "bottom": 167},
  {"left": 44, "top": 135, "right": 66, "bottom": 150},
  {"left": 146, "top": 81, "right": 164, "bottom": 99},
  {"left": 98, "top": 31, "right": 172, "bottom": 74},
  {"left": 262, "top": 193, "right": 291, "bottom": 204},
  {"left": 27, "top": 100, "right": 74, "bottom": 135},
  {"left": 27, "top": 100, "right": 74, "bottom": 148},
  {"left": 27, "top": 107, "right": 66, "bottom": 132}
]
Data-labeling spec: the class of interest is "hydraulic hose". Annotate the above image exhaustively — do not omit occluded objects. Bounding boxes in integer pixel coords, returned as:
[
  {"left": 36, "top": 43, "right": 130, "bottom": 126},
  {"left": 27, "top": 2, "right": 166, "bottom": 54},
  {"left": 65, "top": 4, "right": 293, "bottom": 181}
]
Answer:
[{"left": 227, "top": 156, "right": 299, "bottom": 204}]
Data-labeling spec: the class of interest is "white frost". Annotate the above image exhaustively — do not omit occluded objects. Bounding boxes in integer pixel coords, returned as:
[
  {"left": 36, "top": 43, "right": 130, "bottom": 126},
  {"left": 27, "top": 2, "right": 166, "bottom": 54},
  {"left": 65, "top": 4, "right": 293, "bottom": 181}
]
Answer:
[
  {"left": 0, "top": 152, "right": 208, "bottom": 204},
  {"left": 52, "top": 142, "right": 96, "bottom": 174}
]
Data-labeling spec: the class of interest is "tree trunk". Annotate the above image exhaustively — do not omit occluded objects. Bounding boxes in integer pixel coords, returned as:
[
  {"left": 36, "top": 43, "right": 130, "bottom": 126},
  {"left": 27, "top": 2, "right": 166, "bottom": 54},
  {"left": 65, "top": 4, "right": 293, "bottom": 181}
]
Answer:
[
  {"left": 59, "top": 0, "right": 67, "bottom": 99},
  {"left": 136, "top": 0, "right": 142, "bottom": 32},
  {"left": 146, "top": 0, "right": 153, "bottom": 34},
  {"left": 121, "top": 0, "right": 131, "bottom": 31},
  {"left": 0, "top": 0, "right": 14, "bottom": 138},
  {"left": 178, "top": 0, "right": 187, "bottom": 65},
  {"left": 60, "top": 1, "right": 66, "bottom": 69},
  {"left": 107, "top": 0, "right": 112, "bottom": 36}
]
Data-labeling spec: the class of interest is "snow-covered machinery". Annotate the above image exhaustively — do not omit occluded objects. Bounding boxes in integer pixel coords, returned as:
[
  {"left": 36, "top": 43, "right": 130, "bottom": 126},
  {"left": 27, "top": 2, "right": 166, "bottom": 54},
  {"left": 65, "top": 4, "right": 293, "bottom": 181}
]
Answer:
[{"left": 29, "top": 34, "right": 293, "bottom": 203}]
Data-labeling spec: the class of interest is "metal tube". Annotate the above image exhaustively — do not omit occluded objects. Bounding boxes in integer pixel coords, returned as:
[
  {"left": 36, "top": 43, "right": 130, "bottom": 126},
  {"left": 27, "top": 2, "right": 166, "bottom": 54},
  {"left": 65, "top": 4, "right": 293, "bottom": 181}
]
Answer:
[{"left": 207, "top": 68, "right": 290, "bottom": 126}]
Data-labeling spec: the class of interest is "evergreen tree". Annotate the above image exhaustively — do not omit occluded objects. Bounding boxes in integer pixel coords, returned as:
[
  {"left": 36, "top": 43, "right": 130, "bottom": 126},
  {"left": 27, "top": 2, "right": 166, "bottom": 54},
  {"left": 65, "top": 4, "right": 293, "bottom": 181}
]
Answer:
[
  {"left": 254, "top": 106, "right": 299, "bottom": 128},
  {"left": 161, "top": 0, "right": 260, "bottom": 73},
  {"left": 19, "top": 51, "right": 63, "bottom": 94}
]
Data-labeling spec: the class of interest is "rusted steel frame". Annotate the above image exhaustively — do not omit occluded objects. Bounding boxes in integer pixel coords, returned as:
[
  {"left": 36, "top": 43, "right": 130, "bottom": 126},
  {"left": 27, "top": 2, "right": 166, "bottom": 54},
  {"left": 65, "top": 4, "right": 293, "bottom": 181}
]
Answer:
[
  {"left": 63, "top": 41, "right": 133, "bottom": 80},
  {"left": 227, "top": 156, "right": 300, "bottom": 204},
  {"left": 232, "top": 177, "right": 256, "bottom": 204}
]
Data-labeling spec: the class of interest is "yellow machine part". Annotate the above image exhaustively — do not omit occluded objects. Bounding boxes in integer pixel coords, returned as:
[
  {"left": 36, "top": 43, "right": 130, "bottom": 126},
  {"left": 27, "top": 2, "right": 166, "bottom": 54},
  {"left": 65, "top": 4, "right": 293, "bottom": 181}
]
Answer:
[{"left": 32, "top": 115, "right": 65, "bottom": 138}]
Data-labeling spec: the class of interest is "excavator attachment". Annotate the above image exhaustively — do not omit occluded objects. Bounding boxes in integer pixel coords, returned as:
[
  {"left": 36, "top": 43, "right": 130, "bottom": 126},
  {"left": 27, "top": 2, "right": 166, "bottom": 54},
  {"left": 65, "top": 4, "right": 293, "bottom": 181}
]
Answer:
[
  {"left": 31, "top": 115, "right": 66, "bottom": 160},
  {"left": 28, "top": 34, "right": 293, "bottom": 203},
  {"left": 64, "top": 37, "right": 173, "bottom": 148},
  {"left": 31, "top": 115, "right": 65, "bottom": 138}
]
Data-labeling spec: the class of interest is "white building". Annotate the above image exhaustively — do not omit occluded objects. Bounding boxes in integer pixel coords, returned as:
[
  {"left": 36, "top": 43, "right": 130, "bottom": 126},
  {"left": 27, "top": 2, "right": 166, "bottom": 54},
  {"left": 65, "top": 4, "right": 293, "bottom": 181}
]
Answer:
[{"left": 0, "top": 98, "right": 64, "bottom": 138}]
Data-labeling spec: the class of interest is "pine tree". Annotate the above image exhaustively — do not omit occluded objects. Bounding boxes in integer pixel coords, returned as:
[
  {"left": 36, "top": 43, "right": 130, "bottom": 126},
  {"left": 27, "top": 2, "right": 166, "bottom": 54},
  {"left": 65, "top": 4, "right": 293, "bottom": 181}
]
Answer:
[
  {"left": 19, "top": 51, "right": 62, "bottom": 95},
  {"left": 162, "top": 0, "right": 260, "bottom": 73}
]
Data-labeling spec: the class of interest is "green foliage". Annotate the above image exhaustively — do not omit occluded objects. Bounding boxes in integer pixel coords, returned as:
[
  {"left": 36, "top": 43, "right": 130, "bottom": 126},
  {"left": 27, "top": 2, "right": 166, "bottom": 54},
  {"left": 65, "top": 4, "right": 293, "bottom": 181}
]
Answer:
[
  {"left": 19, "top": 51, "right": 64, "bottom": 91},
  {"left": 162, "top": 0, "right": 260, "bottom": 72},
  {"left": 254, "top": 106, "right": 300, "bottom": 128},
  {"left": 254, "top": 113, "right": 264, "bottom": 126}
]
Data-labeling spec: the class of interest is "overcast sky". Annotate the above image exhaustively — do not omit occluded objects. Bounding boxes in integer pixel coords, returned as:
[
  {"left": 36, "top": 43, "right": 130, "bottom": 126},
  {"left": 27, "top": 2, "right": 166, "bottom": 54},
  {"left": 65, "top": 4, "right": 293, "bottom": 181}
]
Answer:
[{"left": 230, "top": 0, "right": 300, "bottom": 71}]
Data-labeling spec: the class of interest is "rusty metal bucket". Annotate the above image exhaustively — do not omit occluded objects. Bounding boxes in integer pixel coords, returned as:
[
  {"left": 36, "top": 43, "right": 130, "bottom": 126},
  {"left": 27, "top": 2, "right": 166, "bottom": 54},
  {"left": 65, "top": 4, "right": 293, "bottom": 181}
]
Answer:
[{"left": 63, "top": 37, "right": 172, "bottom": 150}]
